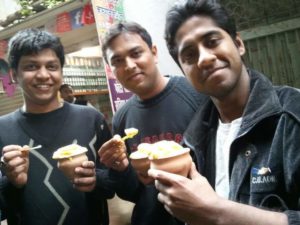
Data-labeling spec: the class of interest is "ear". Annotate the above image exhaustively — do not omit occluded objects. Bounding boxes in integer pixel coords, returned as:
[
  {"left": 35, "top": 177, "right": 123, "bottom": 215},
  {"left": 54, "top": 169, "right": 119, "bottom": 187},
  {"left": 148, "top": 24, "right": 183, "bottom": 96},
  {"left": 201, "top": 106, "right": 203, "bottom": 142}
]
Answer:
[
  {"left": 10, "top": 69, "right": 18, "bottom": 84},
  {"left": 235, "top": 33, "right": 246, "bottom": 56},
  {"left": 151, "top": 45, "right": 158, "bottom": 64}
]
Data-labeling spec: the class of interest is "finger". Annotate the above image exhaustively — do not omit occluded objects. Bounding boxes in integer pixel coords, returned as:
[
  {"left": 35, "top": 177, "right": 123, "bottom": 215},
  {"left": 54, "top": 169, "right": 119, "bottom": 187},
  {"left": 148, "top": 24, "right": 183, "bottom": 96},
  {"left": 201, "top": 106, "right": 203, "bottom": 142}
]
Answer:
[
  {"left": 148, "top": 168, "right": 182, "bottom": 186},
  {"left": 2, "top": 145, "right": 22, "bottom": 154},
  {"left": 164, "top": 204, "right": 174, "bottom": 216},
  {"left": 157, "top": 192, "right": 173, "bottom": 209},
  {"left": 116, "top": 152, "right": 127, "bottom": 162},
  {"left": 74, "top": 176, "right": 96, "bottom": 186},
  {"left": 81, "top": 161, "right": 95, "bottom": 168},
  {"left": 189, "top": 162, "right": 202, "bottom": 180},
  {"left": 101, "top": 150, "right": 123, "bottom": 161},
  {"left": 3, "top": 149, "right": 23, "bottom": 162},
  {"left": 154, "top": 179, "right": 171, "bottom": 194},
  {"left": 101, "top": 151, "right": 125, "bottom": 166},
  {"left": 75, "top": 167, "right": 95, "bottom": 177},
  {"left": 7, "top": 164, "right": 27, "bottom": 175},
  {"left": 5, "top": 157, "right": 27, "bottom": 169},
  {"left": 98, "top": 138, "right": 119, "bottom": 157}
]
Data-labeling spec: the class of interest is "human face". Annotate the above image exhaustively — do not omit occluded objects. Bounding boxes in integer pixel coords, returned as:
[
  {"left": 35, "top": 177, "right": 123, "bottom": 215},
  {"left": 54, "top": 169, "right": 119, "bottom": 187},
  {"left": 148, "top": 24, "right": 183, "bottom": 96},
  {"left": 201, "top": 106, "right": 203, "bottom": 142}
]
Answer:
[
  {"left": 106, "top": 33, "right": 161, "bottom": 99},
  {"left": 60, "top": 86, "right": 74, "bottom": 103},
  {"left": 15, "top": 48, "right": 63, "bottom": 112},
  {"left": 175, "top": 16, "right": 246, "bottom": 99}
]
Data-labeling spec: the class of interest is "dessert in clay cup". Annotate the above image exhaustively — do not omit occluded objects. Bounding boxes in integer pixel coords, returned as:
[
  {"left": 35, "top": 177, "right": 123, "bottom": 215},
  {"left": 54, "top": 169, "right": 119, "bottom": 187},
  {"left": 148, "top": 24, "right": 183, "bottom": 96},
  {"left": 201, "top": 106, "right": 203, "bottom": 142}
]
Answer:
[
  {"left": 52, "top": 144, "right": 88, "bottom": 180},
  {"left": 149, "top": 141, "right": 192, "bottom": 177},
  {"left": 130, "top": 140, "right": 192, "bottom": 178},
  {"left": 129, "top": 143, "right": 152, "bottom": 176}
]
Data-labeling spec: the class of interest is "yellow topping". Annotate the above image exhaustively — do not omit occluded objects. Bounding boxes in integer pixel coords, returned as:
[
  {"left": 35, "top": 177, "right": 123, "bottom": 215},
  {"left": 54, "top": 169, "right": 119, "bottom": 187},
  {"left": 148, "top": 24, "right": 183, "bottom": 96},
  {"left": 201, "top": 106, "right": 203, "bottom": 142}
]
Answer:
[
  {"left": 52, "top": 144, "right": 88, "bottom": 159},
  {"left": 130, "top": 140, "right": 183, "bottom": 159},
  {"left": 122, "top": 128, "right": 139, "bottom": 141}
]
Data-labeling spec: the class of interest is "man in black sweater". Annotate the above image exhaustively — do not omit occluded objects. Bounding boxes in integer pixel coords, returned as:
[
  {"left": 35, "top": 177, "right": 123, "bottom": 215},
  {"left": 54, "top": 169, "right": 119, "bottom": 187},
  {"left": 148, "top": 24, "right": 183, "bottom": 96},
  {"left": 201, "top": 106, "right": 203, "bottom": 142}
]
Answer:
[
  {"left": 0, "top": 28, "right": 114, "bottom": 225},
  {"left": 98, "top": 22, "right": 206, "bottom": 225}
]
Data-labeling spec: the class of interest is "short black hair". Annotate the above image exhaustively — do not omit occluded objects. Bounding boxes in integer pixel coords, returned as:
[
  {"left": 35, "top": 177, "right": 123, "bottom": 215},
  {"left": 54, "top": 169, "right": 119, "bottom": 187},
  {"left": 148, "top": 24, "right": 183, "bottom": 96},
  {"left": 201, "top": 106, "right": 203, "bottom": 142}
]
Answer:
[
  {"left": 101, "top": 21, "right": 153, "bottom": 64},
  {"left": 59, "top": 84, "right": 73, "bottom": 92},
  {"left": 165, "top": 0, "right": 237, "bottom": 65},
  {"left": 8, "top": 28, "right": 65, "bottom": 71}
]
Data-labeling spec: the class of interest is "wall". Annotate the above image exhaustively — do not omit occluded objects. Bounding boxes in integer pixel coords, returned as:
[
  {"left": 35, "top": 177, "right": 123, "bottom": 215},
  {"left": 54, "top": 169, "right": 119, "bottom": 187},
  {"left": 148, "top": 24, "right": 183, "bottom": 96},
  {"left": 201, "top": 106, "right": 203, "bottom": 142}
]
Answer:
[{"left": 123, "top": 0, "right": 183, "bottom": 76}]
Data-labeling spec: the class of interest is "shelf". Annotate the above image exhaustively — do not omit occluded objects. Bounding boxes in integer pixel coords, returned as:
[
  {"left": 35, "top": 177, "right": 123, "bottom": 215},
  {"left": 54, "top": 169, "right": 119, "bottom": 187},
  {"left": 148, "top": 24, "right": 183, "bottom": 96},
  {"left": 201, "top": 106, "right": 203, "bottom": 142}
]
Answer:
[{"left": 74, "top": 89, "right": 109, "bottom": 96}]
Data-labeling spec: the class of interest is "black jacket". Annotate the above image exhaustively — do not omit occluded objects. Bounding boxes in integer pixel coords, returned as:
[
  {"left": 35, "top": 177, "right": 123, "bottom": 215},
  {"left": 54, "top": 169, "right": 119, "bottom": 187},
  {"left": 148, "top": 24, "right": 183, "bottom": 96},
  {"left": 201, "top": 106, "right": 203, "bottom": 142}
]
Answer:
[{"left": 184, "top": 69, "right": 300, "bottom": 225}]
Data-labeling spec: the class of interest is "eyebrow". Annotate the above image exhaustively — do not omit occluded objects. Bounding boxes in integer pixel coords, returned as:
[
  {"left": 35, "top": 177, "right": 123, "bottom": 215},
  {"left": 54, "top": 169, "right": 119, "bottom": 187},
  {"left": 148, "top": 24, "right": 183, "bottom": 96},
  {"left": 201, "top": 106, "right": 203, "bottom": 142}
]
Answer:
[
  {"left": 179, "top": 30, "right": 222, "bottom": 53},
  {"left": 110, "top": 46, "right": 142, "bottom": 61}
]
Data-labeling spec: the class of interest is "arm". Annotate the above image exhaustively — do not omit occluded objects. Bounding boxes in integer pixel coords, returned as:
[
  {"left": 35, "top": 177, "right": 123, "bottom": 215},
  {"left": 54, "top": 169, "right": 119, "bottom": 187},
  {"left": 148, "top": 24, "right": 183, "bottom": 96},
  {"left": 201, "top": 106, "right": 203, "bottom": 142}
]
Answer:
[
  {"left": 98, "top": 136, "right": 141, "bottom": 202},
  {"left": 148, "top": 163, "right": 288, "bottom": 225}
]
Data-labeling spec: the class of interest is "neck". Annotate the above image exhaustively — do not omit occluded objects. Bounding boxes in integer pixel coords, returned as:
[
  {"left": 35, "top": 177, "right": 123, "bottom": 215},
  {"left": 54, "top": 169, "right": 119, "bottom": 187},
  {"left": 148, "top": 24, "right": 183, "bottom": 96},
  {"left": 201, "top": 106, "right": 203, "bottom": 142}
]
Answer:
[
  {"left": 138, "top": 75, "right": 169, "bottom": 100},
  {"left": 23, "top": 100, "right": 64, "bottom": 114},
  {"left": 212, "top": 67, "right": 250, "bottom": 123}
]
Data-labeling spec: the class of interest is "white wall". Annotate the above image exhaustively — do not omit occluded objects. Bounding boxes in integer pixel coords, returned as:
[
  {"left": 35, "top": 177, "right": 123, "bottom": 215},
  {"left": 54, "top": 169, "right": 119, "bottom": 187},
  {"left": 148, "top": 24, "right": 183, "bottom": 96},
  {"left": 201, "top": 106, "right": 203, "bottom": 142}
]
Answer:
[
  {"left": 123, "top": 0, "right": 183, "bottom": 76},
  {"left": 0, "top": 0, "right": 20, "bottom": 21}
]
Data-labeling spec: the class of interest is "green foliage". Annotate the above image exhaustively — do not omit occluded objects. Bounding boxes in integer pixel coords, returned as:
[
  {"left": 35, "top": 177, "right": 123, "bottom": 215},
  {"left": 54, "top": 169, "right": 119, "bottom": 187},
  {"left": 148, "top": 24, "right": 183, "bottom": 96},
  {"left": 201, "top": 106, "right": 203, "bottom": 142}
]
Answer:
[
  {"left": 19, "top": 0, "right": 36, "bottom": 18},
  {"left": 41, "top": 0, "right": 68, "bottom": 9},
  {"left": 19, "top": 0, "right": 71, "bottom": 17}
]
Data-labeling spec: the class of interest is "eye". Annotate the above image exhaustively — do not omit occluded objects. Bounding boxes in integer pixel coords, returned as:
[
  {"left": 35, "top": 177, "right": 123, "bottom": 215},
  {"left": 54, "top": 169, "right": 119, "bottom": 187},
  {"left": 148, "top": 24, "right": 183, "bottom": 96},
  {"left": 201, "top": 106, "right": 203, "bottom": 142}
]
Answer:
[
  {"left": 205, "top": 37, "right": 220, "bottom": 48},
  {"left": 111, "top": 57, "right": 124, "bottom": 67},
  {"left": 23, "top": 63, "right": 38, "bottom": 71},
  {"left": 180, "top": 48, "right": 198, "bottom": 64},
  {"left": 131, "top": 50, "right": 142, "bottom": 58},
  {"left": 47, "top": 63, "right": 60, "bottom": 71}
]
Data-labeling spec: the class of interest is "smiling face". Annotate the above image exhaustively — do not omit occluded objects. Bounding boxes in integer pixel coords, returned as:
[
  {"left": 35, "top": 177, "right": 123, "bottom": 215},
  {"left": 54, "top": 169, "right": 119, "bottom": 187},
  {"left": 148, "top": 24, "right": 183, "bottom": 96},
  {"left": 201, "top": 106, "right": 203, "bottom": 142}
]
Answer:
[
  {"left": 105, "top": 32, "right": 164, "bottom": 100},
  {"left": 175, "top": 16, "right": 246, "bottom": 99},
  {"left": 15, "top": 48, "right": 63, "bottom": 112}
]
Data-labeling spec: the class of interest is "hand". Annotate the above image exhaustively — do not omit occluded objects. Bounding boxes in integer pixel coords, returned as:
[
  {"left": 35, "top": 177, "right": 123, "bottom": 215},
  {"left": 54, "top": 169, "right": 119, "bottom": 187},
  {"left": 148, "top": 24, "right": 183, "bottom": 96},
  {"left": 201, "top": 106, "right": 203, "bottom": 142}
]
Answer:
[
  {"left": 148, "top": 163, "right": 222, "bottom": 225},
  {"left": 98, "top": 135, "right": 129, "bottom": 171},
  {"left": 73, "top": 161, "right": 96, "bottom": 192},
  {"left": 2, "top": 145, "right": 30, "bottom": 188}
]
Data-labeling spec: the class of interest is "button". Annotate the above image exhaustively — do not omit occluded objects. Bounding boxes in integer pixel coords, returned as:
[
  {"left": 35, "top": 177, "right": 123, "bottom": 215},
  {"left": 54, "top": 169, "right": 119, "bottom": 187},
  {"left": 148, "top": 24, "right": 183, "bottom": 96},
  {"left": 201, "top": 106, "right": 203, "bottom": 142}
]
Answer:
[{"left": 245, "top": 150, "right": 251, "bottom": 157}]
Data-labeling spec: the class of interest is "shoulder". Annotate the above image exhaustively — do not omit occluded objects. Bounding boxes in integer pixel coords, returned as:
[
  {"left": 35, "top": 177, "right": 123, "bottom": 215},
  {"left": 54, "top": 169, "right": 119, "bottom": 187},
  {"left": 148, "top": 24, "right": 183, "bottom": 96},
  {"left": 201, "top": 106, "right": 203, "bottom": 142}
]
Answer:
[
  {"left": 113, "top": 96, "right": 136, "bottom": 118},
  {"left": 112, "top": 98, "right": 134, "bottom": 125},
  {"left": 169, "top": 75, "right": 208, "bottom": 108},
  {"left": 67, "top": 103, "right": 106, "bottom": 121},
  {"left": 275, "top": 86, "right": 300, "bottom": 121},
  {"left": 0, "top": 110, "right": 19, "bottom": 124}
]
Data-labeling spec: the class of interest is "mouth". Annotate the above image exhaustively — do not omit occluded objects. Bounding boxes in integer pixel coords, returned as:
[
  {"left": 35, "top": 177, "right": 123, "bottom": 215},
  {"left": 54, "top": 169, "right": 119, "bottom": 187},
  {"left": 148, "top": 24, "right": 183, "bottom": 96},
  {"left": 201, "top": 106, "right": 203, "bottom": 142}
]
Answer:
[
  {"left": 34, "top": 84, "right": 52, "bottom": 91},
  {"left": 128, "top": 72, "right": 143, "bottom": 81},
  {"left": 202, "top": 63, "right": 228, "bottom": 79}
]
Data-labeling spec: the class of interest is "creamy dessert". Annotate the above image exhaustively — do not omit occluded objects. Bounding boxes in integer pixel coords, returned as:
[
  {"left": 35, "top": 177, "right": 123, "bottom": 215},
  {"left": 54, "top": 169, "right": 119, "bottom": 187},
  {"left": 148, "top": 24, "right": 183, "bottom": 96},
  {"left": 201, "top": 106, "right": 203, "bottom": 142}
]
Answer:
[{"left": 52, "top": 144, "right": 88, "bottom": 180}]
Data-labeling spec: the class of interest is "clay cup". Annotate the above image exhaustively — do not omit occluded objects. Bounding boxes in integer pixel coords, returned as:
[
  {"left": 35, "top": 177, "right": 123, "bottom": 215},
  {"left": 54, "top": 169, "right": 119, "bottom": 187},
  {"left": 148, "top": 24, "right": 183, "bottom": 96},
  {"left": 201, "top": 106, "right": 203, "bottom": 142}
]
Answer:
[{"left": 150, "top": 148, "right": 192, "bottom": 177}]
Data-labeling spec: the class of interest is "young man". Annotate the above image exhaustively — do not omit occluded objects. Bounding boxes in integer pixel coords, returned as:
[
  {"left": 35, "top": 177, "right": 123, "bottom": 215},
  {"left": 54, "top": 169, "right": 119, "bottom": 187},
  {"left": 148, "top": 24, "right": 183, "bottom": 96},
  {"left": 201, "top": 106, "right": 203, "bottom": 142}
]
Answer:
[
  {"left": 98, "top": 22, "right": 206, "bottom": 225},
  {"left": 60, "top": 83, "right": 93, "bottom": 106},
  {"left": 60, "top": 83, "right": 75, "bottom": 103},
  {"left": 148, "top": 1, "right": 300, "bottom": 225},
  {"left": 0, "top": 28, "right": 114, "bottom": 225}
]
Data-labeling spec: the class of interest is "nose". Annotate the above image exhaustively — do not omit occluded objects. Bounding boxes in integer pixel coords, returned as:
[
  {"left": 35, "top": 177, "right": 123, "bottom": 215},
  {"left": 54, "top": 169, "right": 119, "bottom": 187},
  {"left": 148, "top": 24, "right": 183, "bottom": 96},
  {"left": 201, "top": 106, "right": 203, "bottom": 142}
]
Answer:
[
  {"left": 125, "top": 57, "right": 136, "bottom": 71},
  {"left": 36, "top": 66, "right": 50, "bottom": 79},
  {"left": 197, "top": 46, "right": 216, "bottom": 68}
]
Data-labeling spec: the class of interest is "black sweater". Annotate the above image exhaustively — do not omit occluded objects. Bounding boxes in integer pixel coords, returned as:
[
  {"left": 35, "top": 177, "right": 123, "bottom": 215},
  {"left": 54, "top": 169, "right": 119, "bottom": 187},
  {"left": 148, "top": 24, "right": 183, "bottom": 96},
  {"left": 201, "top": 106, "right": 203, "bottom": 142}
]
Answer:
[{"left": 0, "top": 103, "right": 113, "bottom": 225}]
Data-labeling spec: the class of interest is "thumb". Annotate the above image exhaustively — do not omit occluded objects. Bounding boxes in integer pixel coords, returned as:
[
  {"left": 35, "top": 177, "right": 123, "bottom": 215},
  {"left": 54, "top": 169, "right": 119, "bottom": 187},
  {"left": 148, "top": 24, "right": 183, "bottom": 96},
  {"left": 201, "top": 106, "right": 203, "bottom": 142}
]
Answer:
[{"left": 189, "top": 162, "right": 201, "bottom": 180}]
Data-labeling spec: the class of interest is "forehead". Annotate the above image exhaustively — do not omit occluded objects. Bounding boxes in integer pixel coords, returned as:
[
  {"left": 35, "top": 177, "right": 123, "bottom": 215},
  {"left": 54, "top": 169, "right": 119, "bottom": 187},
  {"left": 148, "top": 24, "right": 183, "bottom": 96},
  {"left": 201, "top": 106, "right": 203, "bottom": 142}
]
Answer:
[
  {"left": 106, "top": 33, "right": 148, "bottom": 57},
  {"left": 19, "top": 49, "right": 59, "bottom": 64},
  {"left": 175, "top": 16, "right": 222, "bottom": 46}
]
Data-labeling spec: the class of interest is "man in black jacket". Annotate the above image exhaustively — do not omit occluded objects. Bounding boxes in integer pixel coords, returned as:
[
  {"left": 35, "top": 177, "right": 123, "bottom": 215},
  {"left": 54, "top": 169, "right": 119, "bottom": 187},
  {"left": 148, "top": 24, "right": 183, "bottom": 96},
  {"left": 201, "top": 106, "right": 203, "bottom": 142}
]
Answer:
[{"left": 149, "top": 1, "right": 300, "bottom": 225}]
